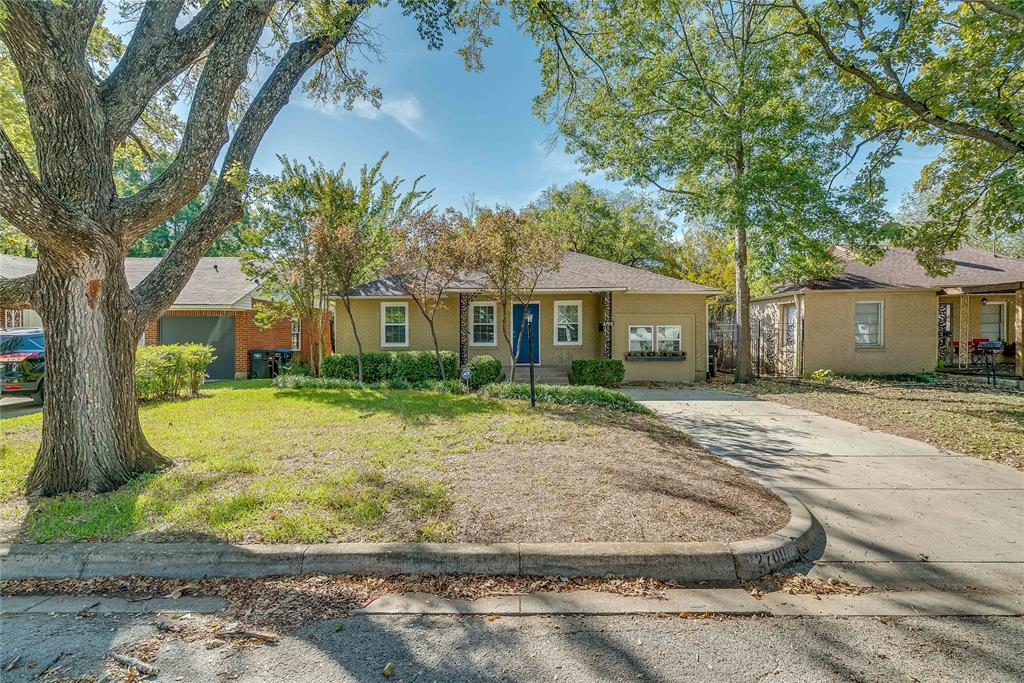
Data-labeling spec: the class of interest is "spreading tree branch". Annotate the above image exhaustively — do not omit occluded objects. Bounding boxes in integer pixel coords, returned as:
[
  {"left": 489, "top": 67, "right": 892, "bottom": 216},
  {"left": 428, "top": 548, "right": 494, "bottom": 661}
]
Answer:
[
  {"left": 99, "top": 0, "right": 234, "bottom": 146},
  {"left": 965, "top": 0, "right": 1024, "bottom": 24},
  {"left": 0, "top": 126, "right": 98, "bottom": 251},
  {"left": 792, "top": 1, "right": 1024, "bottom": 156},
  {"left": 0, "top": 273, "right": 36, "bottom": 310},
  {"left": 113, "top": 0, "right": 273, "bottom": 242},
  {"left": 133, "top": 30, "right": 352, "bottom": 320}
]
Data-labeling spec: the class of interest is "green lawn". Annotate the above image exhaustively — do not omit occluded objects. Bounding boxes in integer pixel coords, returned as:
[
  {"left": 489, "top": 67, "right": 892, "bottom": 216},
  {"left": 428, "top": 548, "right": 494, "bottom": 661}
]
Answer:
[
  {"left": 0, "top": 381, "right": 787, "bottom": 545},
  {"left": 728, "top": 375, "right": 1024, "bottom": 469}
]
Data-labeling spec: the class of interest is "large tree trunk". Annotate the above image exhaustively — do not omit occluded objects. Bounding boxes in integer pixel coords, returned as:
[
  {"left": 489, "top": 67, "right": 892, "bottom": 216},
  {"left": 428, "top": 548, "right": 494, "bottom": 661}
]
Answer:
[
  {"left": 25, "top": 250, "right": 170, "bottom": 497},
  {"left": 732, "top": 148, "right": 754, "bottom": 384}
]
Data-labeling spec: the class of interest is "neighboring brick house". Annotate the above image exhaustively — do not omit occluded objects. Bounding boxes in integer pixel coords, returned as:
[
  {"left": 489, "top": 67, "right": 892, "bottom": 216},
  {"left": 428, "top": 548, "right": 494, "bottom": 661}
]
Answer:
[
  {"left": 750, "top": 246, "right": 1024, "bottom": 379},
  {"left": 1, "top": 255, "right": 331, "bottom": 380}
]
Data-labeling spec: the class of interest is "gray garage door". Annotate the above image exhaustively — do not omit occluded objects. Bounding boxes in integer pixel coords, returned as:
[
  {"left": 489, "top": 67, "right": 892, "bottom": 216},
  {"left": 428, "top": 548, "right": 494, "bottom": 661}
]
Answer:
[{"left": 158, "top": 315, "right": 235, "bottom": 380}]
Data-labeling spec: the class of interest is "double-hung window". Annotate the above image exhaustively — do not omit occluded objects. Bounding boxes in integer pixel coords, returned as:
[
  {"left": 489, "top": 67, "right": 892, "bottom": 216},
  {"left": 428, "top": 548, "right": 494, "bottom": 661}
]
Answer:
[
  {"left": 554, "top": 300, "right": 582, "bottom": 346},
  {"left": 656, "top": 325, "right": 681, "bottom": 353},
  {"left": 854, "top": 301, "right": 883, "bottom": 347},
  {"left": 628, "top": 325, "right": 654, "bottom": 352},
  {"left": 291, "top": 319, "right": 301, "bottom": 350},
  {"left": 381, "top": 302, "right": 408, "bottom": 347},
  {"left": 471, "top": 302, "right": 497, "bottom": 346}
]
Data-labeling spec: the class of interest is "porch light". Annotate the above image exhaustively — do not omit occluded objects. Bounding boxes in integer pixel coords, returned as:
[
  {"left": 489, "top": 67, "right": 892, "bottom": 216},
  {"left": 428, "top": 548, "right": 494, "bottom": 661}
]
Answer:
[{"left": 981, "top": 297, "right": 989, "bottom": 305}]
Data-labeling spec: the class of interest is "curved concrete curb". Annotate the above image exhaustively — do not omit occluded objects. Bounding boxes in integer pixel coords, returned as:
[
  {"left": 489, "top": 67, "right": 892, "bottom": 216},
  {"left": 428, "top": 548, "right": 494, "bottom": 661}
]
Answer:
[{"left": 0, "top": 497, "right": 817, "bottom": 583}]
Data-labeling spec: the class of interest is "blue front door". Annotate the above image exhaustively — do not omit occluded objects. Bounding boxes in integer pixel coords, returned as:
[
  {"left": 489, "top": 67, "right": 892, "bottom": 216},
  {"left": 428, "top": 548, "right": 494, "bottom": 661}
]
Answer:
[{"left": 512, "top": 303, "right": 540, "bottom": 364}]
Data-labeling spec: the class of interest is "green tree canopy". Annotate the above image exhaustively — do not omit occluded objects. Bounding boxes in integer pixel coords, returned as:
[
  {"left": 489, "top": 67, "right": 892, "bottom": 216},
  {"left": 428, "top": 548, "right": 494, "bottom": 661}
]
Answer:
[
  {"left": 791, "top": 0, "right": 1023, "bottom": 272},
  {"left": 532, "top": 181, "right": 675, "bottom": 270}
]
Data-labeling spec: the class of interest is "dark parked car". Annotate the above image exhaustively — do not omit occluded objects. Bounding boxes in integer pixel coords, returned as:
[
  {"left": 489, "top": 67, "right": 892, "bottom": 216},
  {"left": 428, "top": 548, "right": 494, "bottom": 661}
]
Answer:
[{"left": 0, "top": 327, "right": 45, "bottom": 405}]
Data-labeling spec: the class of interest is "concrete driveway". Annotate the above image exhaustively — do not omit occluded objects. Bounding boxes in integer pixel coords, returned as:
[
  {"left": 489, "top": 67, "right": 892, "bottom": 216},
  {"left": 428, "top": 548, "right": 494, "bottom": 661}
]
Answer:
[
  {"left": 626, "top": 387, "right": 1024, "bottom": 592},
  {"left": 1, "top": 395, "right": 40, "bottom": 419}
]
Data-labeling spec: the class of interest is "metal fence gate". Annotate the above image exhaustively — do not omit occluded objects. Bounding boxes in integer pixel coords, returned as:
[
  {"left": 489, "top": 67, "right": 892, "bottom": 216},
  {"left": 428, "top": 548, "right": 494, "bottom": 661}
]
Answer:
[{"left": 710, "top": 317, "right": 804, "bottom": 378}]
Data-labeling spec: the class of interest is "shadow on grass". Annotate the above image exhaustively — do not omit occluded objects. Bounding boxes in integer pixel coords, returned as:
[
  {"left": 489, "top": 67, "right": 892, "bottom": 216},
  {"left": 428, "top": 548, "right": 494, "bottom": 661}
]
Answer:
[{"left": 271, "top": 387, "right": 507, "bottom": 425}]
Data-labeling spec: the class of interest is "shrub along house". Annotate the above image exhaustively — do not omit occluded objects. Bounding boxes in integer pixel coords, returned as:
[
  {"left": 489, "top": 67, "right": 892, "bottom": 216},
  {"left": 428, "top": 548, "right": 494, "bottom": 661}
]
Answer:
[
  {"left": 749, "top": 245, "right": 1024, "bottom": 380},
  {"left": 0, "top": 255, "right": 330, "bottom": 380},
  {"left": 332, "top": 251, "right": 720, "bottom": 384}
]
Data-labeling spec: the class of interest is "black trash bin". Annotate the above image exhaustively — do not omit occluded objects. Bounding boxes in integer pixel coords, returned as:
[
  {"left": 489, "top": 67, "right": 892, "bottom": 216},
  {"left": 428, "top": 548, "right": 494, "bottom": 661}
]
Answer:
[
  {"left": 276, "top": 349, "right": 295, "bottom": 374},
  {"left": 249, "top": 349, "right": 272, "bottom": 379}
]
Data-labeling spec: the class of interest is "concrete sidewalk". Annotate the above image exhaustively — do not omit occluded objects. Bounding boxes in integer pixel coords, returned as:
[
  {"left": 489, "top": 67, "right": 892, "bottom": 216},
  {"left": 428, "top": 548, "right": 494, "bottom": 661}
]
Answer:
[{"left": 626, "top": 387, "right": 1024, "bottom": 593}]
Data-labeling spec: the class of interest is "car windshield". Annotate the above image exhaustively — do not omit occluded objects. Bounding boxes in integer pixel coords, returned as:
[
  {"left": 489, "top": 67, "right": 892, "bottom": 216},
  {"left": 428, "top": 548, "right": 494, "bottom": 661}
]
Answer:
[{"left": 0, "top": 334, "right": 44, "bottom": 354}]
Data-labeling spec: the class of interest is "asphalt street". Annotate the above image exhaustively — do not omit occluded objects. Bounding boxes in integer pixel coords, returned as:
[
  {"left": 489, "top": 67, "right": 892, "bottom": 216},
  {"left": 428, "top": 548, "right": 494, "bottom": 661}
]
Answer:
[{"left": 2, "top": 612, "right": 1023, "bottom": 682}]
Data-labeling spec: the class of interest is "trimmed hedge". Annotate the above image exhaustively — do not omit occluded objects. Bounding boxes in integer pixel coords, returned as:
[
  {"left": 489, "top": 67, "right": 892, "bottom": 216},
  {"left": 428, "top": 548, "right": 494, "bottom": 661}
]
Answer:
[
  {"left": 570, "top": 358, "right": 625, "bottom": 387},
  {"left": 466, "top": 355, "right": 503, "bottom": 388},
  {"left": 321, "top": 350, "right": 458, "bottom": 383},
  {"left": 136, "top": 343, "right": 214, "bottom": 400},
  {"left": 478, "top": 382, "right": 649, "bottom": 413},
  {"left": 274, "top": 374, "right": 465, "bottom": 394}
]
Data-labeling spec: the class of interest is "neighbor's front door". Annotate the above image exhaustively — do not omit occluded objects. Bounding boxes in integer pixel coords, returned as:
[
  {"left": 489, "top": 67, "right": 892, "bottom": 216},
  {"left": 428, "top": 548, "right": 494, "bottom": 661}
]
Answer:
[{"left": 511, "top": 302, "right": 540, "bottom": 364}]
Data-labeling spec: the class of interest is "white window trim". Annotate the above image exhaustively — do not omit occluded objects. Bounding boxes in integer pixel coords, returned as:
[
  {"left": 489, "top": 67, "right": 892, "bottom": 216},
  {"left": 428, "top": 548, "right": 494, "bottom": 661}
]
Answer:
[
  {"left": 380, "top": 301, "right": 409, "bottom": 348},
  {"left": 553, "top": 299, "right": 583, "bottom": 347},
  {"left": 980, "top": 301, "right": 1007, "bottom": 341},
  {"left": 854, "top": 300, "right": 884, "bottom": 348},
  {"left": 291, "top": 318, "right": 301, "bottom": 350},
  {"left": 656, "top": 324, "right": 682, "bottom": 353},
  {"left": 469, "top": 301, "right": 498, "bottom": 347},
  {"left": 628, "top": 324, "right": 655, "bottom": 353}
]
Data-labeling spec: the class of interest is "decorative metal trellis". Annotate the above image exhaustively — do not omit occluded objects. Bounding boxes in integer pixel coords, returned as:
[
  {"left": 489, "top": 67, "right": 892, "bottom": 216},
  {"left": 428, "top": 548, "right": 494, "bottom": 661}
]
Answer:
[{"left": 710, "top": 316, "right": 804, "bottom": 378}]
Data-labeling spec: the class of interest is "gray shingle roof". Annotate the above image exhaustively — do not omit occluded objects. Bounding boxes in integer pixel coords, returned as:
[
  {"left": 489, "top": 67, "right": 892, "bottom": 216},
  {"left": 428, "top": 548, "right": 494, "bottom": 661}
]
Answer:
[
  {"left": 1, "top": 255, "right": 260, "bottom": 308},
  {"left": 770, "top": 245, "right": 1024, "bottom": 294},
  {"left": 344, "top": 251, "right": 719, "bottom": 297}
]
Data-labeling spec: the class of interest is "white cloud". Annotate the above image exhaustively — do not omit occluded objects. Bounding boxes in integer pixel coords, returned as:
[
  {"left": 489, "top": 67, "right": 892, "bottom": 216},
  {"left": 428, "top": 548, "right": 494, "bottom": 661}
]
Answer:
[{"left": 304, "top": 94, "right": 427, "bottom": 139}]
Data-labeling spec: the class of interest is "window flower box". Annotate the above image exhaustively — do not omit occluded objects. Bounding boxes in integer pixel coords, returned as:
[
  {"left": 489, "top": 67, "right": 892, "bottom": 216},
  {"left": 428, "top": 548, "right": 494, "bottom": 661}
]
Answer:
[{"left": 625, "top": 351, "right": 687, "bottom": 361}]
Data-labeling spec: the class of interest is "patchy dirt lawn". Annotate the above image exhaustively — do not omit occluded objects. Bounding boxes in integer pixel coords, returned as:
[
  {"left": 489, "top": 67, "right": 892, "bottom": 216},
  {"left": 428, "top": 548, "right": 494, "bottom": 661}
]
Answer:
[
  {"left": 728, "top": 375, "right": 1024, "bottom": 469},
  {"left": 0, "top": 382, "right": 787, "bottom": 544}
]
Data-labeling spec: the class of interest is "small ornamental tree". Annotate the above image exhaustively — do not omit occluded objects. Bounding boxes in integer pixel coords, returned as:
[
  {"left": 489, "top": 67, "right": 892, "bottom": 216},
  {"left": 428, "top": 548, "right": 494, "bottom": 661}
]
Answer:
[
  {"left": 311, "top": 156, "right": 430, "bottom": 382},
  {"left": 242, "top": 158, "right": 338, "bottom": 376},
  {"left": 471, "top": 207, "right": 563, "bottom": 381},
  {"left": 389, "top": 209, "right": 470, "bottom": 380}
]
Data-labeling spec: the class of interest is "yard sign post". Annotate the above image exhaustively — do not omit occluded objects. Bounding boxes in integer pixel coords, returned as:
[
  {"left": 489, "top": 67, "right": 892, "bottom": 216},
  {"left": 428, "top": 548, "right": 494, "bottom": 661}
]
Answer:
[{"left": 527, "top": 311, "right": 536, "bottom": 408}]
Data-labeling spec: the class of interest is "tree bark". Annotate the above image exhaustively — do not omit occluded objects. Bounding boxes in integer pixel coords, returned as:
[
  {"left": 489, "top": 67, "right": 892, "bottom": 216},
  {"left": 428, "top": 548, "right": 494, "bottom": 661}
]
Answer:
[
  {"left": 428, "top": 321, "right": 446, "bottom": 381},
  {"left": 342, "top": 297, "right": 364, "bottom": 382},
  {"left": 25, "top": 250, "right": 170, "bottom": 497},
  {"left": 732, "top": 142, "right": 754, "bottom": 384}
]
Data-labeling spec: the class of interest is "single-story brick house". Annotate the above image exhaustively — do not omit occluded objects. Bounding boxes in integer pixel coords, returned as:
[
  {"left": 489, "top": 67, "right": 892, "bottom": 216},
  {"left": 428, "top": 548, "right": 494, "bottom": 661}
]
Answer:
[
  {"left": 749, "top": 246, "right": 1024, "bottom": 379},
  {"left": 1, "top": 255, "right": 330, "bottom": 380},
  {"left": 333, "top": 251, "right": 721, "bottom": 383}
]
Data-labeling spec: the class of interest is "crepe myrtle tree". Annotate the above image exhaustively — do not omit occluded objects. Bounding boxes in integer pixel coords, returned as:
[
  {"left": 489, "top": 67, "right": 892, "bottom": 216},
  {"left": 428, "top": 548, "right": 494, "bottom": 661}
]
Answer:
[{"left": 0, "top": 0, "right": 483, "bottom": 496}]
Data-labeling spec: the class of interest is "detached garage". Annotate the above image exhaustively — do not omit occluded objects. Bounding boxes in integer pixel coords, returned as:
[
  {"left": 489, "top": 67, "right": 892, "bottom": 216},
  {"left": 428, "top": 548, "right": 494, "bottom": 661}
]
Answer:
[{"left": 158, "top": 315, "right": 236, "bottom": 380}]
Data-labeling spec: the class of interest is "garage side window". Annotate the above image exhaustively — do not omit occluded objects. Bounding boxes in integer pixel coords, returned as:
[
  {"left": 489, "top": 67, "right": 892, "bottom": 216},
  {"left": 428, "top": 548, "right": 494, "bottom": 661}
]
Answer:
[
  {"left": 854, "top": 301, "right": 883, "bottom": 347},
  {"left": 628, "top": 325, "right": 653, "bottom": 352},
  {"left": 381, "top": 302, "right": 409, "bottom": 347},
  {"left": 656, "top": 325, "right": 681, "bottom": 353}
]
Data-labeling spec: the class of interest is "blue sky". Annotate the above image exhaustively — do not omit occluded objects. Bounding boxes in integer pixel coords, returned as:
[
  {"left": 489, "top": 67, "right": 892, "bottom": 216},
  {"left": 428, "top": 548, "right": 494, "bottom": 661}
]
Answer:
[{"left": 120, "top": 5, "right": 932, "bottom": 223}]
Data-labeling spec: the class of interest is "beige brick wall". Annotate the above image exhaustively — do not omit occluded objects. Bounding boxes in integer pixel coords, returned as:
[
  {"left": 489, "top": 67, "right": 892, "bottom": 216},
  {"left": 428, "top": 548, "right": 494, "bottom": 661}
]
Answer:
[
  {"left": 333, "top": 291, "right": 712, "bottom": 382},
  {"left": 801, "top": 290, "right": 938, "bottom": 375},
  {"left": 612, "top": 293, "right": 708, "bottom": 383}
]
